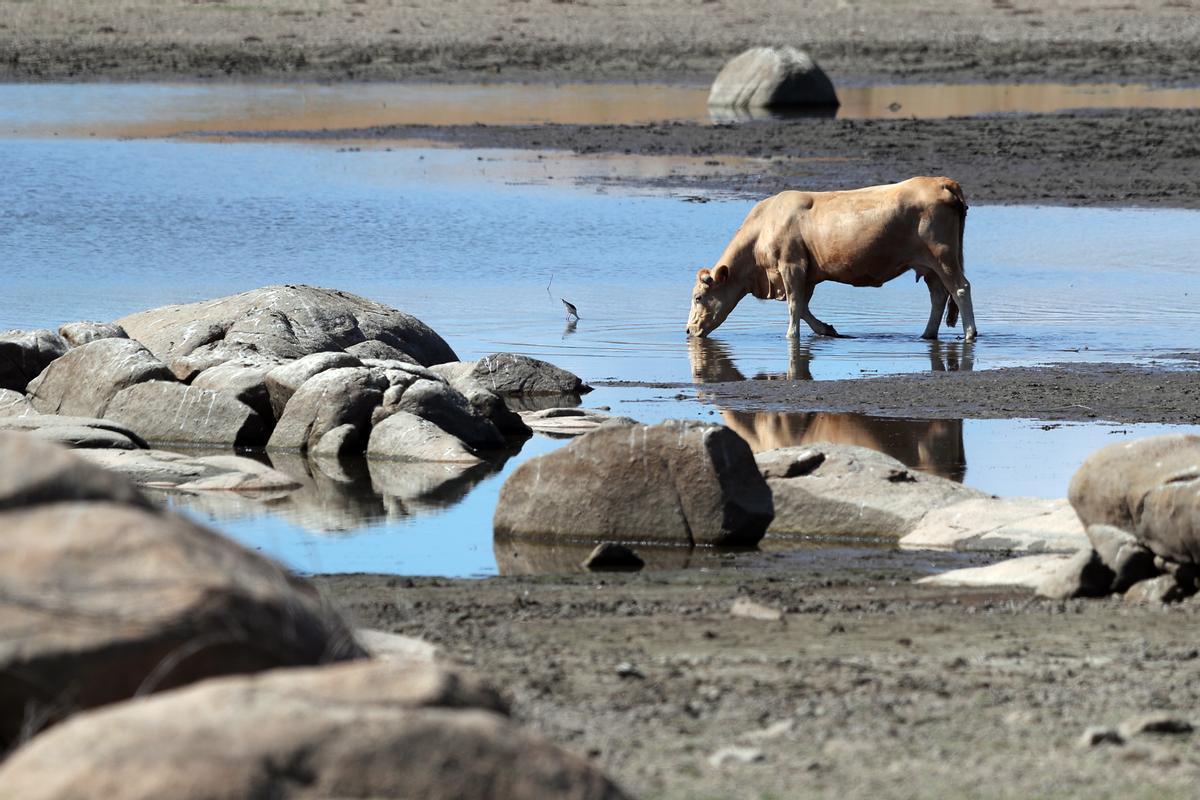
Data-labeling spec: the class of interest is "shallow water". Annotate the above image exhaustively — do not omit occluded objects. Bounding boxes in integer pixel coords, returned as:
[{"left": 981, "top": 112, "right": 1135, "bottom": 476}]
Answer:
[
  {"left": 4, "top": 82, "right": 1200, "bottom": 137},
  {"left": 3, "top": 133, "right": 1199, "bottom": 576}
]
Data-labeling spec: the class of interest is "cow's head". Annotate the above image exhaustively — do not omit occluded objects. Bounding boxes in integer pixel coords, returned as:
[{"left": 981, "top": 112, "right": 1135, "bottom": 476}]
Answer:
[{"left": 686, "top": 265, "right": 738, "bottom": 337}]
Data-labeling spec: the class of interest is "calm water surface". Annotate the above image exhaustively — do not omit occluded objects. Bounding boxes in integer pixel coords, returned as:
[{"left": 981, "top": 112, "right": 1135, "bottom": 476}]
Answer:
[{"left": 2, "top": 129, "right": 1198, "bottom": 576}]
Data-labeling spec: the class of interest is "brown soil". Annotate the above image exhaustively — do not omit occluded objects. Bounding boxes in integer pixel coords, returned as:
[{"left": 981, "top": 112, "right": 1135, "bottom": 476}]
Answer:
[
  {"left": 318, "top": 561, "right": 1200, "bottom": 800},
  {"left": 3, "top": 0, "right": 1200, "bottom": 85}
]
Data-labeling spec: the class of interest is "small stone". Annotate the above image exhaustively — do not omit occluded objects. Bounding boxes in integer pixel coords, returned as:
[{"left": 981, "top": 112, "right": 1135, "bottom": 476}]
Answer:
[
  {"left": 1118, "top": 713, "right": 1194, "bottom": 739},
  {"left": 1077, "top": 726, "right": 1124, "bottom": 748},
  {"left": 1124, "top": 574, "right": 1194, "bottom": 605},
  {"left": 615, "top": 663, "right": 644, "bottom": 680},
  {"left": 1037, "top": 548, "right": 1114, "bottom": 599},
  {"left": 729, "top": 597, "right": 784, "bottom": 622},
  {"left": 741, "top": 719, "right": 794, "bottom": 741},
  {"left": 1087, "top": 524, "right": 1158, "bottom": 591},
  {"left": 581, "top": 543, "right": 644, "bottom": 572},
  {"left": 707, "top": 746, "right": 765, "bottom": 767}
]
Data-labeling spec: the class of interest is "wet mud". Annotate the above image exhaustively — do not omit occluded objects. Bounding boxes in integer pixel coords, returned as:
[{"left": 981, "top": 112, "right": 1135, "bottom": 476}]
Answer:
[
  {"left": 319, "top": 564, "right": 1200, "bottom": 800},
  {"left": 254, "top": 108, "right": 1200, "bottom": 209}
]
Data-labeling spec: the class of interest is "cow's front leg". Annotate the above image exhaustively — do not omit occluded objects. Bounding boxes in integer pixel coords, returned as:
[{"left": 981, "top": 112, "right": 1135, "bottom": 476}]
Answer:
[
  {"left": 783, "top": 264, "right": 837, "bottom": 338},
  {"left": 921, "top": 277, "right": 949, "bottom": 340}
]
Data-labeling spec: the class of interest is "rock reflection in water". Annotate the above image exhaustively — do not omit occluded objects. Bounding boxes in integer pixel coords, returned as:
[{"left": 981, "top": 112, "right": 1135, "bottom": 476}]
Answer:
[
  {"left": 167, "top": 450, "right": 511, "bottom": 533},
  {"left": 493, "top": 539, "right": 698, "bottom": 576},
  {"left": 688, "top": 339, "right": 967, "bottom": 482}
]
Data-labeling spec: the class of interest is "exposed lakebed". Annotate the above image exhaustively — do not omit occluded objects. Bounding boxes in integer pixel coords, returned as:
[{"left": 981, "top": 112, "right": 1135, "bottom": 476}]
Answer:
[{"left": 3, "top": 110, "right": 1198, "bottom": 576}]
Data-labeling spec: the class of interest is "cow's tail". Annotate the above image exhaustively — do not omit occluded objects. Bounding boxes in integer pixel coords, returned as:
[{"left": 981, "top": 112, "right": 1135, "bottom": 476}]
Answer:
[{"left": 942, "top": 179, "right": 968, "bottom": 329}]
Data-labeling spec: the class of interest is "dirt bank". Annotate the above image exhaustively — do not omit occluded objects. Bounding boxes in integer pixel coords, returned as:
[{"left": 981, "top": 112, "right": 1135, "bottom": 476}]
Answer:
[
  {"left": 241, "top": 108, "right": 1200, "bottom": 208},
  {"left": 318, "top": 559, "right": 1200, "bottom": 800},
  {"left": 606, "top": 362, "right": 1200, "bottom": 425},
  {"left": 4, "top": 0, "right": 1200, "bottom": 85}
]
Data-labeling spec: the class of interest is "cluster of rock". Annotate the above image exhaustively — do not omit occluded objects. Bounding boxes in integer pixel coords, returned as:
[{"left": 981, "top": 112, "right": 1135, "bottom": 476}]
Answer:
[
  {"left": 493, "top": 429, "right": 1090, "bottom": 570},
  {"left": 2, "top": 284, "right": 589, "bottom": 472},
  {"left": 0, "top": 432, "right": 627, "bottom": 798}
]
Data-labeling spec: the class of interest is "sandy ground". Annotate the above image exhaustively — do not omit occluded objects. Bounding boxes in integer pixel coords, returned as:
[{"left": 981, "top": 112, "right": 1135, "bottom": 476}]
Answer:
[{"left": 3, "top": 0, "right": 1200, "bottom": 84}]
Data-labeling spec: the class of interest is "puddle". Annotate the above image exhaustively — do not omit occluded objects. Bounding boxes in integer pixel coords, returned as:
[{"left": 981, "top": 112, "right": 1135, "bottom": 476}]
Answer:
[
  {"left": 4, "top": 81, "right": 1200, "bottom": 138},
  {"left": 2, "top": 134, "right": 1199, "bottom": 576}
]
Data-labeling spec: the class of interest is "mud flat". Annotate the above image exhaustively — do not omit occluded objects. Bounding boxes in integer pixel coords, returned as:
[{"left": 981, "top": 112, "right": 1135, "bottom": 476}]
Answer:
[
  {"left": 318, "top": 558, "right": 1200, "bottom": 800},
  {"left": 3, "top": 0, "right": 1200, "bottom": 85}
]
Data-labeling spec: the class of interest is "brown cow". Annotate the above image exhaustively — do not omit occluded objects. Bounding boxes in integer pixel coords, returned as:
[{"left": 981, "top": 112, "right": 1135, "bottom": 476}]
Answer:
[{"left": 685, "top": 177, "right": 976, "bottom": 341}]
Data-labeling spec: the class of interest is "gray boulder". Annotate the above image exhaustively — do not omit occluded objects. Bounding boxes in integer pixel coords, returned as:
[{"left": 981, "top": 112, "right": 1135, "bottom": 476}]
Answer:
[
  {"left": 0, "top": 435, "right": 363, "bottom": 749},
  {"left": 917, "top": 553, "right": 1075, "bottom": 590},
  {"left": 0, "top": 329, "right": 68, "bottom": 393},
  {"left": 1124, "top": 573, "right": 1195, "bottom": 604},
  {"left": 1086, "top": 523, "right": 1158, "bottom": 592},
  {"left": 191, "top": 357, "right": 281, "bottom": 422},
  {"left": 0, "top": 389, "right": 34, "bottom": 417},
  {"left": 469, "top": 353, "right": 589, "bottom": 399},
  {"left": 429, "top": 362, "right": 530, "bottom": 437},
  {"left": 104, "top": 381, "right": 268, "bottom": 448},
  {"left": 368, "top": 410, "right": 483, "bottom": 464},
  {"left": 265, "top": 351, "right": 363, "bottom": 419},
  {"left": 1036, "top": 548, "right": 1114, "bottom": 600},
  {"left": 78, "top": 449, "right": 300, "bottom": 494},
  {"left": 1069, "top": 435, "right": 1200, "bottom": 564},
  {"left": 708, "top": 46, "right": 839, "bottom": 110},
  {"left": 268, "top": 367, "right": 386, "bottom": 455},
  {"left": 900, "top": 497, "right": 1087, "bottom": 553},
  {"left": 0, "top": 661, "right": 628, "bottom": 800},
  {"left": 0, "top": 415, "right": 148, "bottom": 450},
  {"left": 115, "top": 285, "right": 458, "bottom": 379},
  {"left": 494, "top": 420, "right": 772, "bottom": 547},
  {"left": 26, "top": 338, "right": 175, "bottom": 418},
  {"left": 759, "top": 444, "right": 984, "bottom": 539},
  {"left": 57, "top": 321, "right": 128, "bottom": 348},
  {"left": 393, "top": 379, "right": 505, "bottom": 449}
]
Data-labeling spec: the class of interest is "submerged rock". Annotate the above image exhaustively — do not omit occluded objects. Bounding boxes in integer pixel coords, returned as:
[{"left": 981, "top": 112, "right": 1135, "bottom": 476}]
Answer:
[
  {"left": 0, "top": 434, "right": 363, "bottom": 750},
  {"left": 494, "top": 420, "right": 772, "bottom": 547},
  {"left": 0, "top": 414, "right": 147, "bottom": 450},
  {"left": 469, "top": 352, "right": 590, "bottom": 397},
  {"left": 760, "top": 444, "right": 983, "bottom": 539},
  {"left": 708, "top": 46, "right": 838, "bottom": 110},
  {"left": 0, "top": 660, "right": 630, "bottom": 800},
  {"left": 115, "top": 285, "right": 458, "bottom": 378},
  {"left": 392, "top": 379, "right": 505, "bottom": 449},
  {"left": 367, "top": 410, "right": 484, "bottom": 464},
  {"left": 26, "top": 338, "right": 175, "bottom": 418}
]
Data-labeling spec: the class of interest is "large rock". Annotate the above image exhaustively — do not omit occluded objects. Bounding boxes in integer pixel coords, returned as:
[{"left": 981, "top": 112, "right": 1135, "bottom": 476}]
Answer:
[
  {"left": 0, "top": 661, "right": 628, "bottom": 800},
  {"left": 268, "top": 367, "right": 386, "bottom": 455},
  {"left": 393, "top": 379, "right": 505, "bottom": 449},
  {"left": 103, "top": 381, "right": 269, "bottom": 447},
  {"left": 1069, "top": 435, "right": 1200, "bottom": 564},
  {"left": 0, "top": 329, "right": 68, "bottom": 393},
  {"left": 78, "top": 449, "right": 301, "bottom": 495},
  {"left": 900, "top": 497, "right": 1088, "bottom": 553},
  {"left": 494, "top": 420, "right": 773, "bottom": 546},
  {"left": 0, "top": 415, "right": 144, "bottom": 450},
  {"left": 265, "top": 351, "right": 363, "bottom": 419},
  {"left": 26, "top": 338, "right": 175, "bottom": 418},
  {"left": 57, "top": 321, "right": 128, "bottom": 348},
  {"left": 469, "top": 353, "right": 589, "bottom": 399},
  {"left": 707, "top": 46, "right": 839, "bottom": 110},
  {"left": 759, "top": 444, "right": 984, "bottom": 539},
  {"left": 0, "top": 389, "right": 34, "bottom": 417},
  {"left": 191, "top": 357, "right": 281, "bottom": 422},
  {"left": 0, "top": 435, "right": 363, "bottom": 749},
  {"left": 115, "top": 285, "right": 458, "bottom": 379},
  {"left": 429, "top": 362, "right": 530, "bottom": 436},
  {"left": 917, "top": 554, "right": 1075, "bottom": 590},
  {"left": 368, "top": 410, "right": 484, "bottom": 464}
]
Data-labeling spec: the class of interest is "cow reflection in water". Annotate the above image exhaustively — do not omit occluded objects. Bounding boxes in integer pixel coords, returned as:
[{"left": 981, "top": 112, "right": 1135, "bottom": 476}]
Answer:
[{"left": 688, "top": 338, "right": 967, "bottom": 482}]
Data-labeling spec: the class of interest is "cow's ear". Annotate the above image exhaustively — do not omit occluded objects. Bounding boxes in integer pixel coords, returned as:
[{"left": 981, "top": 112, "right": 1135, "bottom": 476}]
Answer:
[
  {"left": 697, "top": 268, "right": 713, "bottom": 286},
  {"left": 714, "top": 264, "right": 730, "bottom": 284}
]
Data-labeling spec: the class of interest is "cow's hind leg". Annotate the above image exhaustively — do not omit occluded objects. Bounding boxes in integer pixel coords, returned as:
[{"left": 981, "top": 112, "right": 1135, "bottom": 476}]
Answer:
[
  {"left": 782, "top": 261, "right": 837, "bottom": 338},
  {"left": 921, "top": 274, "right": 949, "bottom": 340},
  {"left": 922, "top": 251, "right": 978, "bottom": 342}
]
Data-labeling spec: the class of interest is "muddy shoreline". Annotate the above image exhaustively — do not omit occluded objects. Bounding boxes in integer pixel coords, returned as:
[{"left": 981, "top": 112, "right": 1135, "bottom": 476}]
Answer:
[
  {"left": 606, "top": 362, "right": 1200, "bottom": 425},
  {"left": 234, "top": 108, "right": 1200, "bottom": 208}
]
